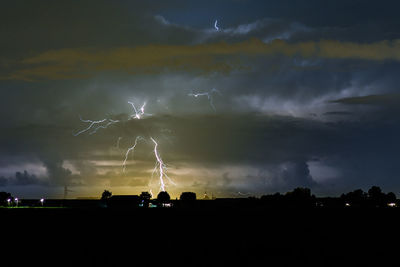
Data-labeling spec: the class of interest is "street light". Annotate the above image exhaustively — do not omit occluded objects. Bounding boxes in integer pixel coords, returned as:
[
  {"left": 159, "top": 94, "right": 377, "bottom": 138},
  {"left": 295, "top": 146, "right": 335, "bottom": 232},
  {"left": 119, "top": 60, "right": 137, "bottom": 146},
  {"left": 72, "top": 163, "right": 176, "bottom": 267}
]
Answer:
[
  {"left": 7, "top": 198, "right": 11, "bottom": 207},
  {"left": 40, "top": 198, "right": 44, "bottom": 207},
  {"left": 14, "top": 198, "right": 18, "bottom": 207}
]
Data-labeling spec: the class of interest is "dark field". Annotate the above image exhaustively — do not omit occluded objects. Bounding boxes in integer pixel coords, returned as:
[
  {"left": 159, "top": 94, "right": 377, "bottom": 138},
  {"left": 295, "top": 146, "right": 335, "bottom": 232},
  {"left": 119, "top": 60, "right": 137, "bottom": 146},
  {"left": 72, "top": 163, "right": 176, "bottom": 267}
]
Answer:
[{"left": 1, "top": 207, "right": 399, "bottom": 266}]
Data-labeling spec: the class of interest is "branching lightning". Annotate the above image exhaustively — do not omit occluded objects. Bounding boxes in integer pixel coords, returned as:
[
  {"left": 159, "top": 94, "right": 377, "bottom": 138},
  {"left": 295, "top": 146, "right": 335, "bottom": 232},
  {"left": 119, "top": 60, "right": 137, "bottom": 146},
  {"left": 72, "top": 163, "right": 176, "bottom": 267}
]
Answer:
[
  {"left": 122, "top": 136, "right": 145, "bottom": 173},
  {"left": 74, "top": 116, "right": 119, "bottom": 136},
  {"left": 74, "top": 100, "right": 149, "bottom": 137},
  {"left": 188, "top": 88, "right": 221, "bottom": 112},
  {"left": 128, "top": 101, "right": 149, "bottom": 120},
  {"left": 150, "top": 137, "right": 175, "bottom": 192},
  {"left": 74, "top": 100, "right": 178, "bottom": 194},
  {"left": 88, "top": 119, "right": 120, "bottom": 135}
]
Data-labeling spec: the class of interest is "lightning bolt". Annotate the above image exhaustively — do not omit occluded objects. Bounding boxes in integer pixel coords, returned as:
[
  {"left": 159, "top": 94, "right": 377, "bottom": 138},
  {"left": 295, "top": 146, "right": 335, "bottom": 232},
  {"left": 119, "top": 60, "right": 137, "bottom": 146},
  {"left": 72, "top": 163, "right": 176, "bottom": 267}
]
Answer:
[
  {"left": 150, "top": 137, "right": 175, "bottom": 192},
  {"left": 74, "top": 100, "right": 150, "bottom": 137},
  {"left": 74, "top": 116, "right": 119, "bottom": 136},
  {"left": 122, "top": 136, "right": 145, "bottom": 173},
  {"left": 214, "top": 20, "right": 220, "bottom": 31},
  {"left": 74, "top": 100, "right": 178, "bottom": 194},
  {"left": 88, "top": 119, "right": 120, "bottom": 135},
  {"left": 188, "top": 88, "right": 221, "bottom": 112},
  {"left": 128, "top": 101, "right": 149, "bottom": 120}
]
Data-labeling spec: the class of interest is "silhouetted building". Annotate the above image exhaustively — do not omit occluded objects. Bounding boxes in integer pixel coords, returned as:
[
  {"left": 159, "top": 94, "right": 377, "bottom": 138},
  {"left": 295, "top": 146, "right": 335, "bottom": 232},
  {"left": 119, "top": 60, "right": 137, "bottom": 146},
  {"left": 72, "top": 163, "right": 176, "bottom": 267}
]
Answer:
[
  {"left": 180, "top": 192, "right": 197, "bottom": 201},
  {"left": 179, "top": 192, "right": 197, "bottom": 208}
]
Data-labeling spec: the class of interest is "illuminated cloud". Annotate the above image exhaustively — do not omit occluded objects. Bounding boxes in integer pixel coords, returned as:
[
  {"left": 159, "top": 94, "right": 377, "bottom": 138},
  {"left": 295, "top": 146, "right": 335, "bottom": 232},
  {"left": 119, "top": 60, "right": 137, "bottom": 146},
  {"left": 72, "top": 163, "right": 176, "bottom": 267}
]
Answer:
[{"left": 3, "top": 39, "right": 400, "bottom": 81}]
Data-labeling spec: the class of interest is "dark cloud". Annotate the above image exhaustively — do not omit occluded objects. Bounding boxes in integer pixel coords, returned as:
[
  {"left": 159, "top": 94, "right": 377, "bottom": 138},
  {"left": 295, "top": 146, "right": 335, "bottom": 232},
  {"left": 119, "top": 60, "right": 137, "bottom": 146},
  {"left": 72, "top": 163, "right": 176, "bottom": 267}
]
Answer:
[
  {"left": 2, "top": 0, "right": 399, "bottom": 63},
  {"left": 41, "top": 157, "right": 72, "bottom": 186},
  {"left": 14, "top": 170, "right": 43, "bottom": 186},
  {"left": 0, "top": 170, "right": 46, "bottom": 186},
  {"left": 330, "top": 94, "right": 400, "bottom": 106},
  {"left": 0, "top": 0, "right": 183, "bottom": 58},
  {"left": 1, "top": 1, "right": 400, "bottom": 197},
  {"left": 247, "top": 161, "right": 317, "bottom": 193},
  {"left": 323, "top": 111, "right": 353, "bottom": 116},
  {"left": 1, "top": 108, "right": 400, "bottom": 195},
  {"left": 0, "top": 177, "right": 8, "bottom": 187}
]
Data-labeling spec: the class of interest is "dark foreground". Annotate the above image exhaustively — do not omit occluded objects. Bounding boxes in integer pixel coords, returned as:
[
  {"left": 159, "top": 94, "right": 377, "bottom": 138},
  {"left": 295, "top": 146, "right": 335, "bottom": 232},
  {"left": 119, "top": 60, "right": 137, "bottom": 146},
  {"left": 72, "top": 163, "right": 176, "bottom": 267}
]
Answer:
[{"left": 1, "top": 207, "right": 399, "bottom": 267}]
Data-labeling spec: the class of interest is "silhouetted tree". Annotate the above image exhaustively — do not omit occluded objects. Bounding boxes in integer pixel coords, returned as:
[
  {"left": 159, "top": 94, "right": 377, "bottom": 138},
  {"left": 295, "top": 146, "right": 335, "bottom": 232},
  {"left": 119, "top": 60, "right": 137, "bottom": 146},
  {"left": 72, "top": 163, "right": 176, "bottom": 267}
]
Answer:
[
  {"left": 101, "top": 190, "right": 112, "bottom": 200},
  {"left": 157, "top": 191, "right": 170, "bottom": 203},
  {"left": 180, "top": 192, "right": 197, "bottom": 201},
  {"left": 368, "top": 186, "right": 386, "bottom": 207},
  {"left": 368, "top": 186, "right": 382, "bottom": 198},
  {"left": 386, "top": 192, "right": 397, "bottom": 203},
  {"left": 285, "top": 187, "right": 315, "bottom": 207},
  {"left": 260, "top": 193, "right": 283, "bottom": 207},
  {"left": 140, "top": 192, "right": 152, "bottom": 200},
  {"left": 140, "top": 192, "right": 152, "bottom": 208},
  {"left": 341, "top": 189, "right": 367, "bottom": 206}
]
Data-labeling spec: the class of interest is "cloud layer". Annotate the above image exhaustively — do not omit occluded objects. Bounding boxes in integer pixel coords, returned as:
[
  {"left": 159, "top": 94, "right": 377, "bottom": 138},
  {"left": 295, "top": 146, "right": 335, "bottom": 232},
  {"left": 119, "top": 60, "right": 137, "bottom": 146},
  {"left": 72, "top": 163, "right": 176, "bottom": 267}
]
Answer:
[
  {"left": 3, "top": 39, "right": 400, "bottom": 81},
  {"left": 1, "top": 0, "right": 400, "bottom": 198}
]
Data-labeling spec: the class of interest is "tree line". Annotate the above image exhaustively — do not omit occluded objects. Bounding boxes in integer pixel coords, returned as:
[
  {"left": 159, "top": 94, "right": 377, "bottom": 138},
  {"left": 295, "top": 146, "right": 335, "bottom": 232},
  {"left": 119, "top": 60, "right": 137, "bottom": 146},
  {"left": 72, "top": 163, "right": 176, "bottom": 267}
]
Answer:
[
  {"left": 99, "top": 186, "right": 397, "bottom": 208},
  {"left": 0, "top": 186, "right": 396, "bottom": 208}
]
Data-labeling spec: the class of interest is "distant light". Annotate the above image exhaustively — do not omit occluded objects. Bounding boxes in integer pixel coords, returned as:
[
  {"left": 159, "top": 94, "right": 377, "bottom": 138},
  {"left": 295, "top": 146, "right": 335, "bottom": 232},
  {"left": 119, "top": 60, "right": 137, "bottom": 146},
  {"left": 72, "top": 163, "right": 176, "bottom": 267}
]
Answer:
[
  {"left": 388, "top": 203, "right": 397, "bottom": 207},
  {"left": 345, "top": 203, "right": 350, "bottom": 207},
  {"left": 40, "top": 198, "right": 44, "bottom": 203},
  {"left": 7, "top": 199, "right": 10, "bottom": 202},
  {"left": 14, "top": 198, "right": 18, "bottom": 202}
]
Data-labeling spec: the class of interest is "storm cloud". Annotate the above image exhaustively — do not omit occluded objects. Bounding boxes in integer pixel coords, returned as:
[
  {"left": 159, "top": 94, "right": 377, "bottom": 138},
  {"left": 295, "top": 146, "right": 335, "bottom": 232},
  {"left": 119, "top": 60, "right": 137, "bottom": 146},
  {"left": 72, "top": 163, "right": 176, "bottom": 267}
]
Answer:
[{"left": 1, "top": 0, "right": 400, "bottom": 198}]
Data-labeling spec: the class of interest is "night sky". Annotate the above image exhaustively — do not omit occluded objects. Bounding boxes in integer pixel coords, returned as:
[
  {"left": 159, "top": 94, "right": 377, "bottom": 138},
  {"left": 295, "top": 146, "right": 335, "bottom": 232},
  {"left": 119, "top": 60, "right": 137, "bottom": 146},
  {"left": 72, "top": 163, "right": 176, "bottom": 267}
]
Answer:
[{"left": 1, "top": 0, "right": 400, "bottom": 199}]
